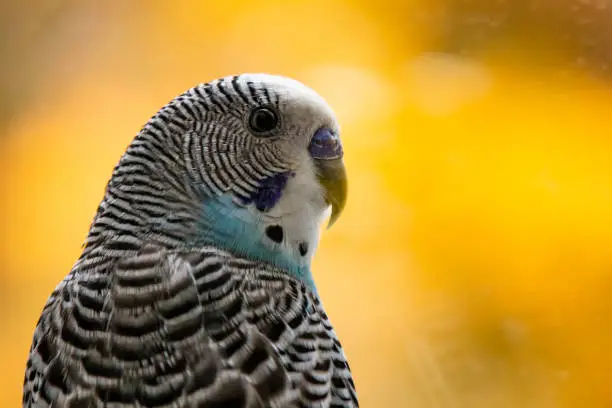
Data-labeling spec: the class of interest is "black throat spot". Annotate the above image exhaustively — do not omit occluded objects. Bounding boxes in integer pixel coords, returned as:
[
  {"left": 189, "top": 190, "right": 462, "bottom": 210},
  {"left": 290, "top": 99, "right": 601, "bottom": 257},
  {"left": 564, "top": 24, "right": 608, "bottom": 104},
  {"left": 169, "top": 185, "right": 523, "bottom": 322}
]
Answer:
[
  {"left": 265, "top": 225, "right": 284, "bottom": 243},
  {"left": 298, "top": 241, "right": 308, "bottom": 256}
]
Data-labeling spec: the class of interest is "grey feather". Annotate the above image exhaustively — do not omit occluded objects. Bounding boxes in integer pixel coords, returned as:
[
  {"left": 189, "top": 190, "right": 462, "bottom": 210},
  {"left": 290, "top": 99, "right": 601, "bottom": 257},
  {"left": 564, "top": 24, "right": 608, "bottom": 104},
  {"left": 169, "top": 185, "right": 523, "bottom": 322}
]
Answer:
[{"left": 24, "top": 245, "right": 357, "bottom": 407}]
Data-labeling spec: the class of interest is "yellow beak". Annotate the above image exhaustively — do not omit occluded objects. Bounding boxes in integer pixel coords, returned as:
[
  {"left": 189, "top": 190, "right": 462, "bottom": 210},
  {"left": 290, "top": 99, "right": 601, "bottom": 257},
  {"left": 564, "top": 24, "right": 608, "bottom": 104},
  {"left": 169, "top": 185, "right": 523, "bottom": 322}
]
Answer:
[{"left": 314, "top": 158, "right": 347, "bottom": 228}]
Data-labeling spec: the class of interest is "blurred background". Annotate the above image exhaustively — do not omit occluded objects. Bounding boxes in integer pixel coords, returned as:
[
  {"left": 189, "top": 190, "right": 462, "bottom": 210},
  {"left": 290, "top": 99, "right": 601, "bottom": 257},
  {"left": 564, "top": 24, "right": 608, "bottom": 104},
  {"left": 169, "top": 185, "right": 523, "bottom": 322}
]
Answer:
[{"left": 2, "top": 0, "right": 612, "bottom": 406}]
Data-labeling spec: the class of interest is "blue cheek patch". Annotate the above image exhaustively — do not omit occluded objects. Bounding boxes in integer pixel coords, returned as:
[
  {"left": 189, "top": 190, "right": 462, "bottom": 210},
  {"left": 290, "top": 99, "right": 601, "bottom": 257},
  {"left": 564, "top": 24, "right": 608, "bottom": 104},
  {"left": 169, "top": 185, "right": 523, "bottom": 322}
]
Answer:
[
  {"left": 242, "top": 172, "right": 292, "bottom": 212},
  {"left": 309, "top": 128, "right": 343, "bottom": 160}
]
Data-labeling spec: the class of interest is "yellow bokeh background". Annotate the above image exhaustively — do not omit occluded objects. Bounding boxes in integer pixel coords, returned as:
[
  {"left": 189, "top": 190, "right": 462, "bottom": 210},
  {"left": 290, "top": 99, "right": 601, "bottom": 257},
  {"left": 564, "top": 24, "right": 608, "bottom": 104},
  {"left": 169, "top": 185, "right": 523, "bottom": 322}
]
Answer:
[{"left": 3, "top": 0, "right": 612, "bottom": 406}]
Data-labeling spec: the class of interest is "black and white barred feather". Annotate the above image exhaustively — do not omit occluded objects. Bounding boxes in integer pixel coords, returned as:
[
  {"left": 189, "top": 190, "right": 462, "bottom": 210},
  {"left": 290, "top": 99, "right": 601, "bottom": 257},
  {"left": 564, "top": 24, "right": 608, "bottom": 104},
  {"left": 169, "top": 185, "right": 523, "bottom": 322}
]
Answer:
[
  {"left": 24, "top": 245, "right": 357, "bottom": 407},
  {"left": 85, "top": 75, "right": 295, "bottom": 251},
  {"left": 23, "top": 75, "right": 358, "bottom": 407}
]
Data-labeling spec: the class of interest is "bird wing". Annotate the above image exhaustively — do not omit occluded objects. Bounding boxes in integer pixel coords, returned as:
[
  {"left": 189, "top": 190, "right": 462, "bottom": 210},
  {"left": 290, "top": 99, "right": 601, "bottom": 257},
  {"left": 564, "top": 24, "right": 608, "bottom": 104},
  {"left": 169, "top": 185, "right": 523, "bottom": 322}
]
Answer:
[{"left": 23, "top": 244, "right": 358, "bottom": 408}]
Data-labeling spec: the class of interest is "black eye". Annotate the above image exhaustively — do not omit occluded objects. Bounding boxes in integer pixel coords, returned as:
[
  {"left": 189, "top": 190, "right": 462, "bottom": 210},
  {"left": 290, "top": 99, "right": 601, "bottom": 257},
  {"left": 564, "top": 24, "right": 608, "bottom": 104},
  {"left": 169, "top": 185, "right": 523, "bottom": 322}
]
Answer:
[{"left": 249, "top": 107, "right": 279, "bottom": 133}]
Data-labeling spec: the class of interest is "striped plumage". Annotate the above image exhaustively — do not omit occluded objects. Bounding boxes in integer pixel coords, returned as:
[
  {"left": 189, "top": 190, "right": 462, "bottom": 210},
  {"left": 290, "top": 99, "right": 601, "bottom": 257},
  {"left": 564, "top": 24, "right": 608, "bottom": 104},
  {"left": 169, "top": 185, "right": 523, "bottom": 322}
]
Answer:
[{"left": 23, "top": 74, "right": 357, "bottom": 407}]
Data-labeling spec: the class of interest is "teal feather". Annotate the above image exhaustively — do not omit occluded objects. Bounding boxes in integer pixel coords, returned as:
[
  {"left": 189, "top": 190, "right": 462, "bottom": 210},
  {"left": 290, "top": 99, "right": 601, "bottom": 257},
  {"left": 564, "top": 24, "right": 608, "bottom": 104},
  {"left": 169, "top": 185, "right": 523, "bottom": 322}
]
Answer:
[{"left": 196, "top": 194, "right": 316, "bottom": 291}]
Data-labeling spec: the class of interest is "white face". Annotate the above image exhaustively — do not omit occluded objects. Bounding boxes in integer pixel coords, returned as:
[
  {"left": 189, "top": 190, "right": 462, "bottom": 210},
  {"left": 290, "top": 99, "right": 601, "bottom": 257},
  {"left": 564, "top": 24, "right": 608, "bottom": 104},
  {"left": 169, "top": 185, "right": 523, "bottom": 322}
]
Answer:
[
  {"left": 238, "top": 74, "right": 341, "bottom": 170},
  {"left": 180, "top": 74, "right": 346, "bottom": 272},
  {"left": 225, "top": 74, "right": 341, "bottom": 265},
  {"left": 251, "top": 152, "right": 330, "bottom": 265},
  {"left": 185, "top": 73, "right": 342, "bottom": 206}
]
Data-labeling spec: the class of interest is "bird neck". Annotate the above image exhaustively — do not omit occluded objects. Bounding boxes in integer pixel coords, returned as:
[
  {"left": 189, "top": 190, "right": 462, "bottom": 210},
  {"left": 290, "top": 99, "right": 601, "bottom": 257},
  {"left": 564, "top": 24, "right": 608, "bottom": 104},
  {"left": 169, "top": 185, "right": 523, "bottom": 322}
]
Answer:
[
  {"left": 83, "top": 140, "right": 326, "bottom": 292},
  {"left": 84, "top": 188, "right": 320, "bottom": 292},
  {"left": 194, "top": 157, "right": 328, "bottom": 292},
  {"left": 195, "top": 194, "right": 322, "bottom": 292}
]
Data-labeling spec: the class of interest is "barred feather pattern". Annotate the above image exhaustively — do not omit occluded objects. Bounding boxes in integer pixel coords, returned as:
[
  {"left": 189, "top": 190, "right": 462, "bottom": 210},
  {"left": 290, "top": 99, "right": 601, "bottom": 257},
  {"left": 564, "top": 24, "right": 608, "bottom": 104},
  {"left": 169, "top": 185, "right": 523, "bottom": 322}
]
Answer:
[
  {"left": 23, "top": 74, "right": 358, "bottom": 407},
  {"left": 23, "top": 245, "right": 357, "bottom": 407},
  {"left": 85, "top": 74, "right": 300, "bottom": 251}
]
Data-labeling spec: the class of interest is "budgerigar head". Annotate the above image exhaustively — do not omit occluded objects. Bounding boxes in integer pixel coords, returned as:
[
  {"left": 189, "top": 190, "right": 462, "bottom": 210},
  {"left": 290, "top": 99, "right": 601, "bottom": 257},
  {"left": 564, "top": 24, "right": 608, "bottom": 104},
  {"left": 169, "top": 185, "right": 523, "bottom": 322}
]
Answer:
[{"left": 90, "top": 74, "right": 347, "bottom": 289}]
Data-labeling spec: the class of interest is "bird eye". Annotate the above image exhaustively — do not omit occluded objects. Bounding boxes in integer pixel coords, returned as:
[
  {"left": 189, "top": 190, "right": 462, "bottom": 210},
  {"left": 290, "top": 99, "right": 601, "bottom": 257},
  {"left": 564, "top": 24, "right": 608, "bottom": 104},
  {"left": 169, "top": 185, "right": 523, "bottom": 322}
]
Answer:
[{"left": 249, "top": 107, "right": 279, "bottom": 134}]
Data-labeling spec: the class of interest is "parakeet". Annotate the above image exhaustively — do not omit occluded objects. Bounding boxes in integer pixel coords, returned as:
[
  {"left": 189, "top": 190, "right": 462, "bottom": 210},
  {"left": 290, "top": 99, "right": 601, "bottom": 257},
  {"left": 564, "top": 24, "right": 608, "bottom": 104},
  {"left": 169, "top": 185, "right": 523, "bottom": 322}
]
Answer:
[{"left": 22, "top": 74, "right": 358, "bottom": 407}]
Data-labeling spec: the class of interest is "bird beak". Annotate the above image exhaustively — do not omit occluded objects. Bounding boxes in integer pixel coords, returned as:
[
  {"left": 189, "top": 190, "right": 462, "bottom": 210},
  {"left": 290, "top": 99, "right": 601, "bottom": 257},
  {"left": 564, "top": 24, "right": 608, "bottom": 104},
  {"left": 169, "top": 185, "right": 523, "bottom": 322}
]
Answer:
[{"left": 314, "top": 158, "right": 347, "bottom": 228}]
